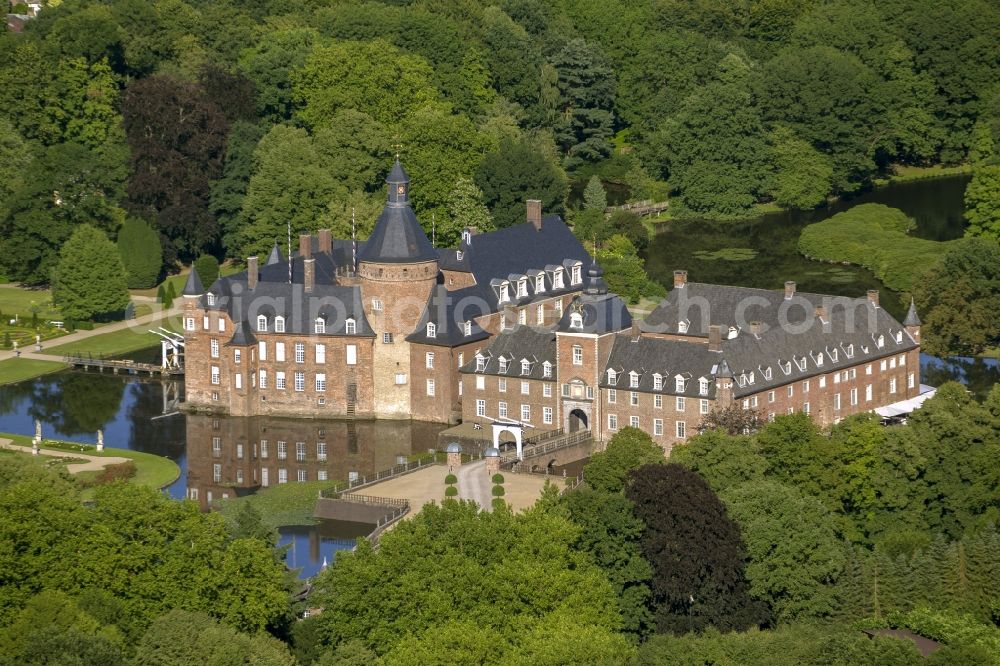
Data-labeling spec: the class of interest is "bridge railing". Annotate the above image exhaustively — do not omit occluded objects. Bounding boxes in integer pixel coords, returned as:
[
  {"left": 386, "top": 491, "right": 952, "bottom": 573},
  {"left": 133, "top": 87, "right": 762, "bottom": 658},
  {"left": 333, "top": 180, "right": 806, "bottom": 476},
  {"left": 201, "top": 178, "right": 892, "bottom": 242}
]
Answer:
[{"left": 318, "top": 452, "right": 441, "bottom": 498}]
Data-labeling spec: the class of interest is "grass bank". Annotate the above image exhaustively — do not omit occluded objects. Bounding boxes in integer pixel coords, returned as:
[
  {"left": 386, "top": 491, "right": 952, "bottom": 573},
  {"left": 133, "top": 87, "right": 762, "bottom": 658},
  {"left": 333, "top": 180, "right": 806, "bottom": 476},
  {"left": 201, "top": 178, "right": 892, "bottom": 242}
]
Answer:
[
  {"left": 798, "top": 203, "right": 958, "bottom": 292},
  {"left": 215, "top": 480, "right": 331, "bottom": 530},
  {"left": 0, "top": 432, "right": 179, "bottom": 492},
  {"left": 43, "top": 322, "right": 180, "bottom": 358},
  {"left": 875, "top": 164, "right": 972, "bottom": 186},
  {"left": 0, "top": 358, "right": 68, "bottom": 385}
]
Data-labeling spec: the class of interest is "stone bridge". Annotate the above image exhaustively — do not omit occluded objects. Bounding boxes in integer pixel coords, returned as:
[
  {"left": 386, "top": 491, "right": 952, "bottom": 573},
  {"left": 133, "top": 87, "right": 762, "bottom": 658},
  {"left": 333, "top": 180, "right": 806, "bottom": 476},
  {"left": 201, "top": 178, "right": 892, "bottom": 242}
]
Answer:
[{"left": 501, "top": 429, "right": 595, "bottom": 473}]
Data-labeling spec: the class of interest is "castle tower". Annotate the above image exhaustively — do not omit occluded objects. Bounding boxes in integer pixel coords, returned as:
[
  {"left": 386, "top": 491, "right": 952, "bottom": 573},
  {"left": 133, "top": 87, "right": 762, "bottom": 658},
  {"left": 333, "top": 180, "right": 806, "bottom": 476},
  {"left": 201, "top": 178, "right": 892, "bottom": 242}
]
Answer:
[
  {"left": 358, "top": 160, "right": 439, "bottom": 417},
  {"left": 904, "top": 298, "right": 921, "bottom": 344}
]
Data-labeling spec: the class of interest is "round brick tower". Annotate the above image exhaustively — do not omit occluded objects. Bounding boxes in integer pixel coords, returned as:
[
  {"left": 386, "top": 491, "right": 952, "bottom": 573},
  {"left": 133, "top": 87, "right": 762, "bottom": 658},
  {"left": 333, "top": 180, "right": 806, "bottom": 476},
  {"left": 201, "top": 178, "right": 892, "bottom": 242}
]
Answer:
[{"left": 359, "top": 160, "right": 438, "bottom": 417}]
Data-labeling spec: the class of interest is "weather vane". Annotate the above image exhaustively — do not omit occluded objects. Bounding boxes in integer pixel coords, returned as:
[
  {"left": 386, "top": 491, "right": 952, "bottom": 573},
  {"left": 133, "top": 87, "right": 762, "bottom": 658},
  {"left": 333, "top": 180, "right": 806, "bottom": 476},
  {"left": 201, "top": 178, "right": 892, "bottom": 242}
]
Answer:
[{"left": 391, "top": 140, "right": 403, "bottom": 160}]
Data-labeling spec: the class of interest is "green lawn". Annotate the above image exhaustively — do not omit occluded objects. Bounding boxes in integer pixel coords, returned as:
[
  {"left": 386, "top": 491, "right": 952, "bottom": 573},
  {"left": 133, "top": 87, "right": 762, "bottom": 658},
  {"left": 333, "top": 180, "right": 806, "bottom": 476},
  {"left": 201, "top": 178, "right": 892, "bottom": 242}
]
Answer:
[
  {"left": 0, "top": 358, "right": 68, "bottom": 385},
  {"left": 43, "top": 322, "right": 180, "bottom": 358},
  {"left": 0, "top": 285, "right": 60, "bottom": 320},
  {"left": 215, "top": 480, "right": 332, "bottom": 530},
  {"left": 875, "top": 163, "right": 972, "bottom": 186},
  {"left": 1, "top": 431, "right": 179, "bottom": 493}
]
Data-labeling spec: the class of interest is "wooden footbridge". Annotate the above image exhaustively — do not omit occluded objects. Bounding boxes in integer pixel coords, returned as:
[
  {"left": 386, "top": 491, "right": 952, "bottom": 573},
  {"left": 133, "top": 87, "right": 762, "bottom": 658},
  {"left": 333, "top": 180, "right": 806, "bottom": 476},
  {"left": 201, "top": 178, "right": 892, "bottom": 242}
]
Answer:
[
  {"left": 64, "top": 353, "right": 184, "bottom": 377},
  {"left": 606, "top": 199, "right": 670, "bottom": 217}
]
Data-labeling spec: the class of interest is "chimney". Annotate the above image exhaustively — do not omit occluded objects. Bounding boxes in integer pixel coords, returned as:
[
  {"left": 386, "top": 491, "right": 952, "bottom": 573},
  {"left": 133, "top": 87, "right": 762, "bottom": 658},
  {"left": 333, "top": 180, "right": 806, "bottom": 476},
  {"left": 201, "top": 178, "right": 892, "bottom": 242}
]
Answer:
[
  {"left": 784, "top": 281, "right": 796, "bottom": 300},
  {"left": 673, "top": 270, "right": 688, "bottom": 289},
  {"left": 526, "top": 199, "right": 542, "bottom": 231},
  {"left": 867, "top": 289, "right": 879, "bottom": 308},
  {"left": 304, "top": 258, "right": 315, "bottom": 293},
  {"left": 814, "top": 304, "right": 827, "bottom": 321},
  {"left": 299, "top": 234, "right": 311, "bottom": 259},
  {"left": 318, "top": 229, "right": 331, "bottom": 254},
  {"left": 750, "top": 321, "right": 762, "bottom": 336},
  {"left": 708, "top": 324, "right": 722, "bottom": 351},
  {"left": 247, "top": 256, "right": 258, "bottom": 291}
]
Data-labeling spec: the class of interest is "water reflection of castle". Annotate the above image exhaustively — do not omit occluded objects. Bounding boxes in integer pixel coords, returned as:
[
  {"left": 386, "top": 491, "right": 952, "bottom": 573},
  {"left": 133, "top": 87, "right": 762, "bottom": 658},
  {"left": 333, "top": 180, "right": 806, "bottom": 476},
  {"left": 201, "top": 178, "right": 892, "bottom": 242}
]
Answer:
[{"left": 185, "top": 413, "right": 447, "bottom": 511}]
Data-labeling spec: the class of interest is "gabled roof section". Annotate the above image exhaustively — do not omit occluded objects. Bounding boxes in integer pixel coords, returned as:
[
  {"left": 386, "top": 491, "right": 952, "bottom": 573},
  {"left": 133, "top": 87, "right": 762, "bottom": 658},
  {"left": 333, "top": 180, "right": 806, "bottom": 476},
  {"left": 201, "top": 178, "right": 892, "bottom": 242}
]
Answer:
[
  {"left": 601, "top": 335, "right": 718, "bottom": 397},
  {"left": 267, "top": 243, "right": 283, "bottom": 265},
  {"left": 182, "top": 267, "right": 204, "bottom": 296},
  {"left": 226, "top": 320, "right": 258, "bottom": 347},
  {"left": 406, "top": 285, "right": 490, "bottom": 347},
  {"left": 556, "top": 291, "right": 632, "bottom": 335},
  {"left": 459, "top": 326, "right": 556, "bottom": 379}
]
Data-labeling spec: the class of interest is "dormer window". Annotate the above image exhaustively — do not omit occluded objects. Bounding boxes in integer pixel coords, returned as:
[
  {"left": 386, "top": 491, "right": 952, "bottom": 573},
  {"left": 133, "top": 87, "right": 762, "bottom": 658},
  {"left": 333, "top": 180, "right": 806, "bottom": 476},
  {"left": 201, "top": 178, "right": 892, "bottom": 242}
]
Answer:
[
  {"left": 653, "top": 374, "right": 663, "bottom": 391},
  {"left": 206, "top": 293, "right": 216, "bottom": 306},
  {"left": 345, "top": 318, "right": 356, "bottom": 335},
  {"left": 464, "top": 321, "right": 472, "bottom": 337},
  {"left": 314, "top": 318, "right": 325, "bottom": 334},
  {"left": 517, "top": 279, "right": 527, "bottom": 298},
  {"left": 829, "top": 348, "right": 838, "bottom": 363},
  {"left": 500, "top": 282, "right": 510, "bottom": 303},
  {"left": 797, "top": 357, "right": 807, "bottom": 371},
  {"left": 498, "top": 357, "right": 509, "bottom": 374},
  {"left": 256, "top": 315, "right": 268, "bottom": 332},
  {"left": 629, "top": 371, "right": 639, "bottom": 388},
  {"left": 553, "top": 269, "right": 564, "bottom": 289},
  {"left": 844, "top": 344, "right": 854, "bottom": 358},
  {"left": 543, "top": 361, "right": 552, "bottom": 378},
  {"left": 426, "top": 322, "right": 436, "bottom": 338},
  {"left": 728, "top": 326, "right": 738, "bottom": 339},
  {"left": 780, "top": 361, "right": 791, "bottom": 375},
  {"left": 877, "top": 334, "right": 885, "bottom": 348},
  {"left": 275, "top": 316, "right": 285, "bottom": 333},
  {"left": 675, "top": 376, "right": 686, "bottom": 393},
  {"left": 521, "top": 359, "right": 530, "bottom": 375},
  {"left": 571, "top": 264, "right": 581, "bottom": 285},
  {"left": 815, "top": 353, "right": 823, "bottom": 367},
  {"left": 678, "top": 320, "right": 689, "bottom": 334},
  {"left": 894, "top": 331, "right": 903, "bottom": 344},
  {"left": 763, "top": 367, "right": 772, "bottom": 380},
  {"left": 748, "top": 371, "right": 755, "bottom": 384},
  {"left": 699, "top": 378, "right": 709, "bottom": 395},
  {"left": 535, "top": 275, "right": 545, "bottom": 293},
  {"left": 570, "top": 312, "right": 583, "bottom": 329},
  {"left": 607, "top": 369, "right": 618, "bottom": 385},
  {"left": 476, "top": 354, "right": 486, "bottom": 372},
  {"left": 456, "top": 250, "right": 464, "bottom": 261},
  {"left": 462, "top": 229, "right": 472, "bottom": 245}
]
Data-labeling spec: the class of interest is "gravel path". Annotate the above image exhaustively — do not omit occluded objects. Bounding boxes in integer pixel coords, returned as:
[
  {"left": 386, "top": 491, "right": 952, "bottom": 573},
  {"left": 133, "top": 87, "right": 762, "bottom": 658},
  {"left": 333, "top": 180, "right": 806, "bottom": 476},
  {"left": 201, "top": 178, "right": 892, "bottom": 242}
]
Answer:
[
  {"left": 456, "top": 459, "right": 492, "bottom": 510},
  {"left": 0, "top": 438, "right": 129, "bottom": 473}
]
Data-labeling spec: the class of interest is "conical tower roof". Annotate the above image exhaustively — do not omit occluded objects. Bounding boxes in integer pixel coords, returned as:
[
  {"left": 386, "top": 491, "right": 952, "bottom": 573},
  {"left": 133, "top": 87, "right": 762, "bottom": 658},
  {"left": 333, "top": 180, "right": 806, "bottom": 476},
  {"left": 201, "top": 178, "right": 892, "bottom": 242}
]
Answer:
[
  {"left": 904, "top": 298, "right": 921, "bottom": 326},
  {"left": 716, "top": 359, "right": 733, "bottom": 378},
  {"left": 358, "top": 160, "right": 437, "bottom": 264},
  {"left": 182, "top": 266, "right": 204, "bottom": 296}
]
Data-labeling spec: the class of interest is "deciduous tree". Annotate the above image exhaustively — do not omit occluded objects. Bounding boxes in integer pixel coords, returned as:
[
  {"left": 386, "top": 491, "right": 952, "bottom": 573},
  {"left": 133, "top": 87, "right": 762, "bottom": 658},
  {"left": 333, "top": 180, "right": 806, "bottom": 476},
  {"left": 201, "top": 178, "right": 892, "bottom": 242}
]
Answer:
[
  {"left": 476, "top": 139, "right": 568, "bottom": 228},
  {"left": 626, "top": 463, "right": 769, "bottom": 634}
]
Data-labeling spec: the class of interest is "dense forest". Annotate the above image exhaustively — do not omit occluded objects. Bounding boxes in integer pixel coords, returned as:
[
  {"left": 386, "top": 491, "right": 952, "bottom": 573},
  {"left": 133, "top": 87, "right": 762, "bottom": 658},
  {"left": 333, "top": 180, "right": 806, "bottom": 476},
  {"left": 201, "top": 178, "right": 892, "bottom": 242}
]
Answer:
[
  {"left": 4, "top": 383, "right": 1000, "bottom": 664},
  {"left": 2, "top": 0, "right": 999, "bottom": 288}
]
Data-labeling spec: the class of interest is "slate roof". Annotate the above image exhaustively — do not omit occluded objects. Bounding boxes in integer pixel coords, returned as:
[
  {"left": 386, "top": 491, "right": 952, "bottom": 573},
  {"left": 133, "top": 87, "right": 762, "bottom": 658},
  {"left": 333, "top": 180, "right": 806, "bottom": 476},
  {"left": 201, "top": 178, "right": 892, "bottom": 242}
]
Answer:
[
  {"left": 904, "top": 299, "right": 921, "bottom": 326},
  {"left": 555, "top": 262, "right": 632, "bottom": 335},
  {"left": 200, "top": 274, "right": 374, "bottom": 337},
  {"left": 643, "top": 282, "right": 828, "bottom": 337},
  {"left": 226, "top": 319, "right": 258, "bottom": 347},
  {"left": 718, "top": 299, "right": 917, "bottom": 397},
  {"left": 447, "top": 217, "right": 591, "bottom": 314},
  {"left": 406, "top": 284, "right": 491, "bottom": 347},
  {"left": 601, "top": 336, "right": 720, "bottom": 398},
  {"left": 182, "top": 267, "right": 204, "bottom": 296},
  {"left": 357, "top": 161, "right": 437, "bottom": 264},
  {"left": 267, "top": 243, "right": 283, "bottom": 265},
  {"left": 459, "top": 326, "right": 556, "bottom": 380}
]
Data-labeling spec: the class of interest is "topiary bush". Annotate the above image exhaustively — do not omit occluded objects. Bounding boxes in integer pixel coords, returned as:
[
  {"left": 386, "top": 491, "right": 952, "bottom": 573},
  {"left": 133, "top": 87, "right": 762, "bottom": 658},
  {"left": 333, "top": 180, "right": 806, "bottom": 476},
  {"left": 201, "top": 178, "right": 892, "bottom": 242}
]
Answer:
[
  {"left": 491, "top": 485, "right": 505, "bottom": 497},
  {"left": 444, "top": 474, "right": 457, "bottom": 485},
  {"left": 492, "top": 473, "right": 505, "bottom": 485},
  {"left": 444, "top": 486, "right": 458, "bottom": 497},
  {"left": 492, "top": 498, "right": 506, "bottom": 511}
]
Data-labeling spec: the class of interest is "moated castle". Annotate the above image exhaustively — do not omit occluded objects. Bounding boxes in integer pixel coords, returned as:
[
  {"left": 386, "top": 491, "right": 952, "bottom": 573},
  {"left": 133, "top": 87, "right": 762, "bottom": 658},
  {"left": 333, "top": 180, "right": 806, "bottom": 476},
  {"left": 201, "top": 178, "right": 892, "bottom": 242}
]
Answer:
[{"left": 182, "top": 161, "right": 925, "bottom": 453}]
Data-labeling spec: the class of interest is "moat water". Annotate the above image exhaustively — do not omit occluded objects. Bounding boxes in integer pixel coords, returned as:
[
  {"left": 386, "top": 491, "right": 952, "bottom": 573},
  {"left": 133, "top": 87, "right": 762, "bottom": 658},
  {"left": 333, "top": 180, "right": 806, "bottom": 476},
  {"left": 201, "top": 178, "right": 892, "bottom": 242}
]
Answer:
[
  {"left": 2, "top": 175, "right": 994, "bottom": 577},
  {"left": 644, "top": 175, "right": 971, "bottom": 321}
]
